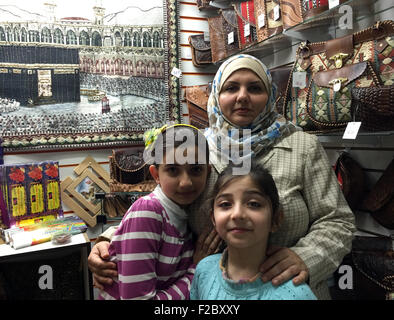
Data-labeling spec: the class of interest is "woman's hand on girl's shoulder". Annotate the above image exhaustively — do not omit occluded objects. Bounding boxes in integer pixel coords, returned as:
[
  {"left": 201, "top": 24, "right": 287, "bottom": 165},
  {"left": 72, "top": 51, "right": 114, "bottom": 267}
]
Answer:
[
  {"left": 193, "top": 226, "right": 222, "bottom": 265},
  {"left": 260, "top": 246, "right": 309, "bottom": 286}
]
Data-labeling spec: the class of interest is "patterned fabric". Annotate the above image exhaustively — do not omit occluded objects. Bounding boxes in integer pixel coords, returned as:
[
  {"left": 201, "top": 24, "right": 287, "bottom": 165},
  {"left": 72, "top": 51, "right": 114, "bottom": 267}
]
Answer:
[
  {"left": 188, "top": 131, "right": 356, "bottom": 300},
  {"left": 99, "top": 185, "right": 195, "bottom": 300},
  {"left": 190, "top": 254, "right": 317, "bottom": 300},
  {"left": 204, "top": 54, "right": 301, "bottom": 173}
]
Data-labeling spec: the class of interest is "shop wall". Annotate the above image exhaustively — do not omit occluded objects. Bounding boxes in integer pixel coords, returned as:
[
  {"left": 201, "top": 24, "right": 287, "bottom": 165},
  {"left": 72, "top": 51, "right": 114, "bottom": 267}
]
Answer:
[{"left": 3, "top": 0, "right": 394, "bottom": 240}]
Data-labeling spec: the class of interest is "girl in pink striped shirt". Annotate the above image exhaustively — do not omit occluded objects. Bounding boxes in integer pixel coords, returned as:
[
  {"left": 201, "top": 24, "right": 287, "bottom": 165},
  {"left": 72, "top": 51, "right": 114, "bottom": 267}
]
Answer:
[{"left": 99, "top": 124, "right": 216, "bottom": 300}]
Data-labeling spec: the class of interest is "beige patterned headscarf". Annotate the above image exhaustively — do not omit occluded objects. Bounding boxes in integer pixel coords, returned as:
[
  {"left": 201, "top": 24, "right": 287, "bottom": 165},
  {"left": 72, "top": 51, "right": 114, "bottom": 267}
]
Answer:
[{"left": 204, "top": 54, "right": 301, "bottom": 173}]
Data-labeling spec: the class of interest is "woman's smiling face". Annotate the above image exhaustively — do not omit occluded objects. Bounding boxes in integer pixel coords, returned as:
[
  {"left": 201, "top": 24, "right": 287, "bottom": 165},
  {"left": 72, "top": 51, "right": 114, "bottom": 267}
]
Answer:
[{"left": 219, "top": 69, "right": 269, "bottom": 127}]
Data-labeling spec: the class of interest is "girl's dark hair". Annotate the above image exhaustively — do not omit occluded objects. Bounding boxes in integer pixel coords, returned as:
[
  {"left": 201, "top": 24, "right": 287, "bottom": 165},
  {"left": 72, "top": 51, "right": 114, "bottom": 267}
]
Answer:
[
  {"left": 149, "top": 125, "right": 209, "bottom": 166},
  {"left": 208, "top": 160, "right": 280, "bottom": 216}
]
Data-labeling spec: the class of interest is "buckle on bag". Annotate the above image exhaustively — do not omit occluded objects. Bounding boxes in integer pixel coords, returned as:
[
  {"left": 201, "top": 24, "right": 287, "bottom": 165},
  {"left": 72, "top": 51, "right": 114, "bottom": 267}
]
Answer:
[
  {"left": 329, "top": 78, "right": 348, "bottom": 92},
  {"left": 329, "top": 53, "right": 349, "bottom": 69}
]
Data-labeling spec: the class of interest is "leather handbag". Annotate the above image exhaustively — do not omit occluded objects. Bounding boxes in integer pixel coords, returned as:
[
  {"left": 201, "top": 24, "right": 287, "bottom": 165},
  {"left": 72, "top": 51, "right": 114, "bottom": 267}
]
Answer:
[
  {"left": 109, "top": 148, "right": 156, "bottom": 192},
  {"left": 280, "top": 0, "right": 303, "bottom": 29},
  {"left": 266, "top": 0, "right": 284, "bottom": 37},
  {"left": 351, "top": 85, "right": 394, "bottom": 132},
  {"left": 185, "top": 84, "right": 210, "bottom": 129},
  {"left": 361, "top": 159, "right": 394, "bottom": 230},
  {"left": 269, "top": 62, "right": 293, "bottom": 114},
  {"left": 351, "top": 236, "right": 394, "bottom": 300},
  {"left": 188, "top": 34, "right": 212, "bottom": 67},
  {"left": 254, "top": 0, "right": 269, "bottom": 42},
  {"left": 196, "top": 0, "right": 217, "bottom": 11},
  {"left": 208, "top": 8, "right": 241, "bottom": 63},
  {"left": 234, "top": 1, "right": 258, "bottom": 48},
  {"left": 334, "top": 152, "right": 366, "bottom": 211},
  {"left": 282, "top": 20, "right": 394, "bottom": 132}
]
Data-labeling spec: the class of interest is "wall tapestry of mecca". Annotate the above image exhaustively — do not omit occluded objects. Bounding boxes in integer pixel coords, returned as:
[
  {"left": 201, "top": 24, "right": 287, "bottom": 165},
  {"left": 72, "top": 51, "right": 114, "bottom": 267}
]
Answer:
[{"left": 0, "top": 0, "right": 180, "bottom": 151}]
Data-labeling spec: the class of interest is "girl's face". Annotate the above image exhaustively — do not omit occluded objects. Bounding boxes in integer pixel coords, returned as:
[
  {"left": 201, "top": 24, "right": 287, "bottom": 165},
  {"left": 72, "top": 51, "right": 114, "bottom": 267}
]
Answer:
[
  {"left": 149, "top": 146, "right": 209, "bottom": 207},
  {"left": 219, "top": 69, "right": 269, "bottom": 127},
  {"left": 212, "top": 176, "right": 273, "bottom": 251}
]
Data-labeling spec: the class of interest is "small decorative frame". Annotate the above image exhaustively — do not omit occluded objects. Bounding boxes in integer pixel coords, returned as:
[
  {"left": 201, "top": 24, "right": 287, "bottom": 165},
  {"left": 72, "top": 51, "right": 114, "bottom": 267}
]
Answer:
[{"left": 61, "top": 156, "right": 110, "bottom": 227}]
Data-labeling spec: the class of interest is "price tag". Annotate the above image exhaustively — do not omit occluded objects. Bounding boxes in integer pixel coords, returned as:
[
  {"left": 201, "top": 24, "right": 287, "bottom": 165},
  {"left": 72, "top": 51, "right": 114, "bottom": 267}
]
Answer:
[
  {"left": 258, "top": 14, "right": 265, "bottom": 28},
  {"left": 228, "top": 32, "right": 234, "bottom": 44},
  {"left": 343, "top": 122, "right": 362, "bottom": 140},
  {"left": 274, "top": 5, "right": 280, "bottom": 21},
  {"left": 329, "top": 0, "right": 340, "bottom": 9},
  {"left": 204, "top": 31, "right": 210, "bottom": 42},
  {"left": 171, "top": 67, "right": 182, "bottom": 78},
  {"left": 244, "top": 23, "right": 250, "bottom": 37},
  {"left": 292, "top": 71, "right": 307, "bottom": 88}
]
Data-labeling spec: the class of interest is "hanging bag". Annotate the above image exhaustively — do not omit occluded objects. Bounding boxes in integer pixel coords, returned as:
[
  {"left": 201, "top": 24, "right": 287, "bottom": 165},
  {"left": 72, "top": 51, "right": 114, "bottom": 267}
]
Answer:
[
  {"left": 282, "top": 20, "right": 394, "bottom": 132},
  {"left": 188, "top": 34, "right": 212, "bottom": 67},
  {"left": 234, "top": 1, "right": 258, "bottom": 48}
]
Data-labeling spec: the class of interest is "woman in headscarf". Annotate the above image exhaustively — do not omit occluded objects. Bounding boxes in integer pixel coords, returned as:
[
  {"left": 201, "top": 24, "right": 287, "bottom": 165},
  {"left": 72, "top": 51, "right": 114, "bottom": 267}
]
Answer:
[{"left": 88, "top": 54, "right": 355, "bottom": 300}]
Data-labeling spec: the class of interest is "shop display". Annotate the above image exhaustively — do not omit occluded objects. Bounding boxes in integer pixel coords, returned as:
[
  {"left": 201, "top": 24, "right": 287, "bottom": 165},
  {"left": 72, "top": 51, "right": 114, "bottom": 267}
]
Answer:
[
  {"left": 0, "top": 161, "right": 62, "bottom": 228},
  {"left": 188, "top": 34, "right": 212, "bottom": 67},
  {"left": 234, "top": 1, "right": 258, "bottom": 48},
  {"left": 283, "top": 20, "right": 394, "bottom": 132},
  {"left": 351, "top": 85, "right": 394, "bottom": 132},
  {"left": 6, "top": 216, "right": 87, "bottom": 249},
  {"left": 361, "top": 159, "right": 394, "bottom": 230},
  {"left": 208, "top": 8, "right": 241, "bottom": 63},
  {"left": 184, "top": 84, "right": 210, "bottom": 129}
]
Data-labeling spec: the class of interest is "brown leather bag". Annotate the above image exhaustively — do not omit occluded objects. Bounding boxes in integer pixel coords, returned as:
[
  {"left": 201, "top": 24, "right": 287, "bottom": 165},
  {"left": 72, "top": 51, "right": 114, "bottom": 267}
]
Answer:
[
  {"left": 208, "top": 8, "right": 240, "bottom": 63},
  {"left": 361, "top": 159, "right": 394, "bottom": 229},
  {"left": 188, "top": 34, "right": 212, "bottom": 67},
  {"left": 109, "top": 148, "right": 156, "bottom": 192},
  {"left": 351, "top": 236, "right": 394, "bottom": 300},
  {"left": 351, "top": 85, "right": 394, "bottom": 132},
  {"left": 185, "top": 85, "right": 210, "bottom": 129},
  {"left": 196, "top": 0, "right": 217, "bottom": 10},
  {"left": 334, "top": 152, "right": 366, "bottom": 211},
  {"left": 280, "top": 0, "right": 303, "bottom": 29}
]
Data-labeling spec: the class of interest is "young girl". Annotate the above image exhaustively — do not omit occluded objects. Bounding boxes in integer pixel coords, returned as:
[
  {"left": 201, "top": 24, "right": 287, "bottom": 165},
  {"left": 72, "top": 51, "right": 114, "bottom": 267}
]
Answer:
[
  {"left": 190, "top": 161, "right": 317, "bottom": 300},
  {"left": 99, "top": 124, "right": 213, "bottom": 300}
]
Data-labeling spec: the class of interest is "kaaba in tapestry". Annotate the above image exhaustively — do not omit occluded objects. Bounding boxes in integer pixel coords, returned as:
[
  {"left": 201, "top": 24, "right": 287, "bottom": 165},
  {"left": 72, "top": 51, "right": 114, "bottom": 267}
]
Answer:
[{"left": 0, "top": 45, "right": 80, "bottom": 106}]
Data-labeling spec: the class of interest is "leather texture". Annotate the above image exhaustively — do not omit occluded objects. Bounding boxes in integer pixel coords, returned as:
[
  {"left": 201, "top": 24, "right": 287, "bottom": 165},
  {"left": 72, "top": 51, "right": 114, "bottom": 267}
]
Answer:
[
  {"left": 185, "top": 85, "right": 209, "bottom": 129},
  {"left": 208, "top": 8, "right": 240, "bottom": 63},
  {"left": 361, "top": 159, "right": 394, "bottom": 229},
  {"left": 254, "top": 0, "right": 269, "bottom": 41},
  {"left": 280, "top": 0, "right": 303, "bottom": 29},
  {"left": 351, "top": 85, "right": 394, "bottom": 131},
  {"left": 188, "top": 34, "right": 212, "bottom": 67}
]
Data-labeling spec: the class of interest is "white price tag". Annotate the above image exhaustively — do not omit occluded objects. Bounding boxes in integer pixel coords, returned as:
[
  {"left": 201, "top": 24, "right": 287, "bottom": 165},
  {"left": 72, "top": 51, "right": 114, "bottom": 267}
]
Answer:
[
  {"left": 204, "top": 31, "right": 210, "bottom": 42},
  {"left": 274, "top": 5, "right": 280, "bottom": 21},
  {"left": 171, "top": 67, "right": 182, "bottom": 78},
  {"left": 329, "top": 0, "right": 340, "bottom": 9},
  {"left": 343, "top": 122, "right": 362, "bottom": 140},
  {"left": 258, "top": 14, "right": 265, "bottom": 28},
  {"left": 228, "top": 31, "right": 234, "bottom": 44},
  {"left": 292, "top": 72, "right": 307, "bottom": 88},
  {"left": 244, "top": 23, "right": 250, "bottom": 37}
]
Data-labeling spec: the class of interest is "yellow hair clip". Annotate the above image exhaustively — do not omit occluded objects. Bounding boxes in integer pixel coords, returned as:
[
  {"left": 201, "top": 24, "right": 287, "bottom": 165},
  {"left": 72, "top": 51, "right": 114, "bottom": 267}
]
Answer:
[{"left": 143, "top": 124, "right": 201, "bottom": 150}]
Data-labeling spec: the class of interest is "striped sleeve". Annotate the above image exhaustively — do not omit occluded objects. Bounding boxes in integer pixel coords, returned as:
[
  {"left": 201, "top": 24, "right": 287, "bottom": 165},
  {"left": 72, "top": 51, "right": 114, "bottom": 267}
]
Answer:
[{"left": 102, "top": 196, "right": 195, "bottom": 300}]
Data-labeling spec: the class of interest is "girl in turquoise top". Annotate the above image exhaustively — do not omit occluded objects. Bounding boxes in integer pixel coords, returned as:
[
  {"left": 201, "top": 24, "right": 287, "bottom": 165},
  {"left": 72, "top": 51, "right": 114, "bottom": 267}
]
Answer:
[{"left": 190, "top": 161, "right": 317, "bottom": 300}]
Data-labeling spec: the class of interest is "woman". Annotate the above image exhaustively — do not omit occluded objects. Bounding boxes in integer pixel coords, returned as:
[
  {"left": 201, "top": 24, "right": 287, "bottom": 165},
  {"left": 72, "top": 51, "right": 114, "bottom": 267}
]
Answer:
[{"left": 88, "top": 54, "right": 355, "bottom": 299}]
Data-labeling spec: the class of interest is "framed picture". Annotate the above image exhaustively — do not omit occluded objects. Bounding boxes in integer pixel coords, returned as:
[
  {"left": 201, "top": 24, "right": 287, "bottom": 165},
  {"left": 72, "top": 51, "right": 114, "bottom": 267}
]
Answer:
[{"left": 0, "top": 0, "right": 181, "bottom": 152}]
